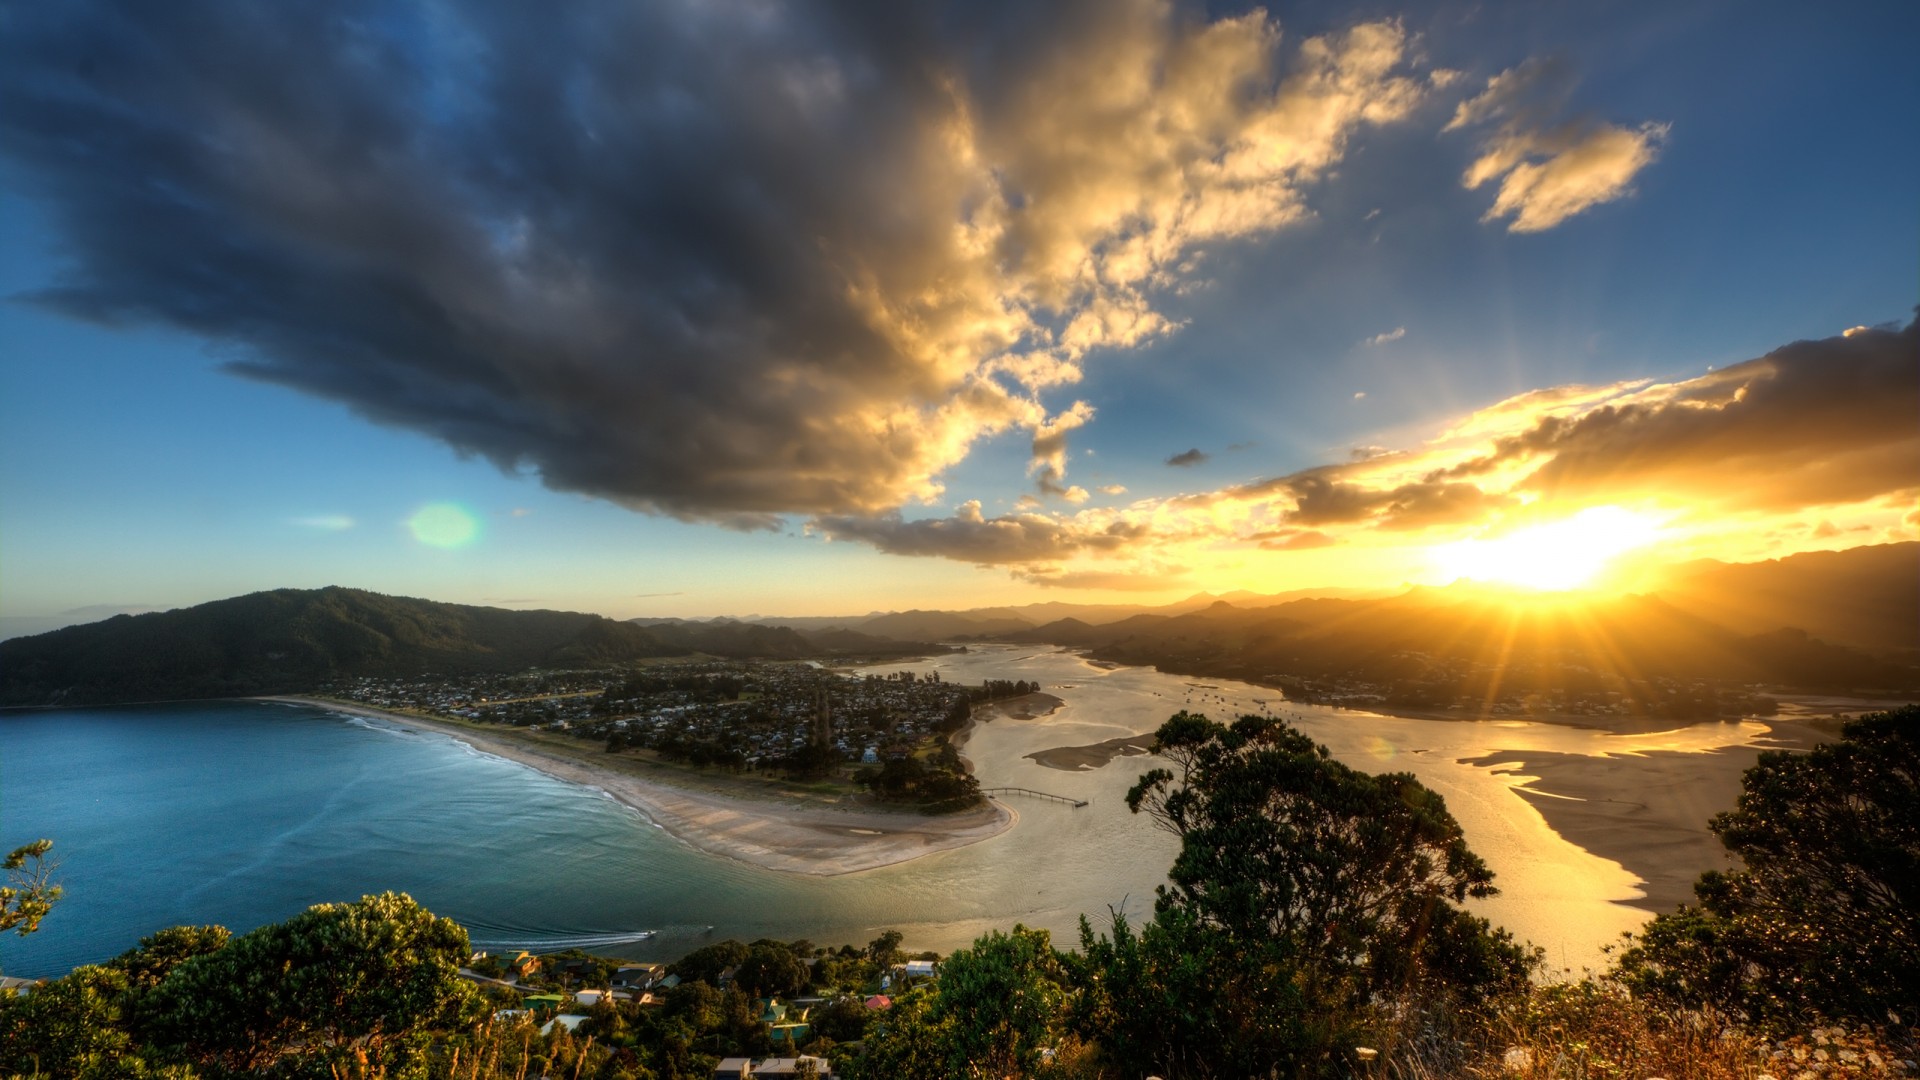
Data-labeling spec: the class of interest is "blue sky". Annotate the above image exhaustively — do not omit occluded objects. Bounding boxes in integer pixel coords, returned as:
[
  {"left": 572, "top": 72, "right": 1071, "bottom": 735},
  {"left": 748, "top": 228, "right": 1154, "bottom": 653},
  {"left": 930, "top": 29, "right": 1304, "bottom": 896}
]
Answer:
[{"left": 2, "top": 0, "right": 1915, "bottom": 635}]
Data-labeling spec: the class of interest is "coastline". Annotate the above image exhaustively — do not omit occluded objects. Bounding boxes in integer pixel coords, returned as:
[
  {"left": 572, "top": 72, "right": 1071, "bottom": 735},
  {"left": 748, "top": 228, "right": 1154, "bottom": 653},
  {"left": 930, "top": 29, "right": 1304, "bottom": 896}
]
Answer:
[{"left": 256, "top": 696, "right": 1014, "bottom": 877}]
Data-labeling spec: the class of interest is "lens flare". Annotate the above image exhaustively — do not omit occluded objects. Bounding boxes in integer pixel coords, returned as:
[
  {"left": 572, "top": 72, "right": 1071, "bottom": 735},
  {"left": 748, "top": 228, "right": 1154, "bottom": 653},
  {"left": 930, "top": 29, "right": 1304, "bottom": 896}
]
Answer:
[{"left": 407, "top": 503, "right": 480, "bottom": 548}]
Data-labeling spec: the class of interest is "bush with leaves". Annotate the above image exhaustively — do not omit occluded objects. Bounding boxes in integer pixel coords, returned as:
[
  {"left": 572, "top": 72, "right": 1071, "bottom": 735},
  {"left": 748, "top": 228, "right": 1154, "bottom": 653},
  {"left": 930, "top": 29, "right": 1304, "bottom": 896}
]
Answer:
[
  {"left": 852, "top": 926, "right": 1078, "bottom": 1080},
  {"left": 142, "top": 891, "right": 484, "bottom": 1075},
  {"left": 1617, "top": 705, "right": 1919, "bottom": 1025},
  {"left": 0, "top": 839, "right": 61, "bottom": 940}
]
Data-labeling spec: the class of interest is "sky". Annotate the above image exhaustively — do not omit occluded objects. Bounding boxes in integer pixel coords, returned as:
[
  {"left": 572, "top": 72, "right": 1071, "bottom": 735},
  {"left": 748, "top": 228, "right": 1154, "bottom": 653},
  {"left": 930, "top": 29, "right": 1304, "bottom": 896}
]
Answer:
[{"left": 1, "top": 0, "right": 1916, "bottom": 636}]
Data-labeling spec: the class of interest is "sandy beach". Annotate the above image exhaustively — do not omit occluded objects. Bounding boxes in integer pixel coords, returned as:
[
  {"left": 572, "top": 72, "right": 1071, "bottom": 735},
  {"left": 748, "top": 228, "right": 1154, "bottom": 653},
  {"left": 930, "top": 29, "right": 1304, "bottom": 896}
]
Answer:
[
  {"left": 1459, "top": 716, "right": 1836, "bottom": 913},
  {"left": 257, "top": 696, "right": 1014, "bottom": 876}
]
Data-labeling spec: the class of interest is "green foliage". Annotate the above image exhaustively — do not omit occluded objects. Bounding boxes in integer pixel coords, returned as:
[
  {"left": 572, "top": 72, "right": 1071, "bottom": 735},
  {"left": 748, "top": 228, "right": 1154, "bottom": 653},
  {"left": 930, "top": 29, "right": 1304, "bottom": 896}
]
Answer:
[
  {"left": 671, "top": 940, "right": 749, "bottom": 986},
  {"left": 106, "top": 926, "right": 231, "bottom": 992},
  {"left": 733, "top": 944, "right": 808, "bottom": 999},
  {"left": 1617, "top": 705, "right": 1920, "bottom": 1025},
  {"left": 1075, "top": 906, "right": 1314, "bottom": 1080},
  {"left": 806, "top": 996, "right": 872, "bottom": 1044},
  {"left": 0, "top": 964, "right": 145, "bottom": 1079},
  {"left": 865, "top": 930, "right": 904, "bottom": 968},
  {"left": 931, "top": 927, "right": 1071, "bottom": 1078},
  {"left": 1099, "top": 712, "right": 1532, "bottom": 1075},
  {"left": 142, "top": 891, "right": 483, "bottom": 1075},
  {"left": 1129, "top": 714, "right": 1528, "bottom": 999},
  {"left": 0, "top": 839, "right": 61, "bottom": 939},
  {"left": 853, "top": 926, "right": 1076, "bottom": 1080}
]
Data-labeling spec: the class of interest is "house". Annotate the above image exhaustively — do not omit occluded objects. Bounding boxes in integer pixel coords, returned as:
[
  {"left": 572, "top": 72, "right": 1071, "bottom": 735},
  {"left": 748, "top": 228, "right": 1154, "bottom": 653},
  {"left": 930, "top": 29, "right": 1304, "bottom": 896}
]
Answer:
[
  {"left": 903, "top": 960, "right": 936, "bottom": 978},
  {"left": 507, "top": 951, "right": 542, "bottom": 979},
  {"left": 613, "top": 963, "right": 666, "bottom": 989},
  {"left": 862, "top": 994, "right": 891, "bottom": 1010},
  {"left": 540, "top": 1014, "right": 589, "bottom": 1036},
  {"left": 752, "top": 1056, "right": 833, "bottom": 1078},
  {"left": 712, "top": 1058, "right": 833, "bottom": 1079}
]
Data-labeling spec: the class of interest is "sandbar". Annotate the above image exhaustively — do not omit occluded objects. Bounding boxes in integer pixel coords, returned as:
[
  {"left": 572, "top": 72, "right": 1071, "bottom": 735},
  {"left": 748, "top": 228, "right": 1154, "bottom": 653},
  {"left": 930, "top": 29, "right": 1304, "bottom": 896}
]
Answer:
[
  {"left": 1025, "top": 733, "right": 1157, "bottom": 772},
  {"left": 1459, "top": 720, "right": 1835, "bottom": 913},
  {"left": 256, "top": 696, "right": 1014, "bottom": 877}
]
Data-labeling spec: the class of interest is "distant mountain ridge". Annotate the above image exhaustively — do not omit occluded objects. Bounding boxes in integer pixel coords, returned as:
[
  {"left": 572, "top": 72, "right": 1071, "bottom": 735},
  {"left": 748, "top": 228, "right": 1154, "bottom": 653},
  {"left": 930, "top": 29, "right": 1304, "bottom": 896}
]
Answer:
[
  {"left": 0, "top": 588, "right": 939, "bottom": 707},
  {"left": 995, "top": 544, "right": 1919, "bottom": 698},
  {"left": 5, "top": 544, "right": 1910, "bottom": 708}
]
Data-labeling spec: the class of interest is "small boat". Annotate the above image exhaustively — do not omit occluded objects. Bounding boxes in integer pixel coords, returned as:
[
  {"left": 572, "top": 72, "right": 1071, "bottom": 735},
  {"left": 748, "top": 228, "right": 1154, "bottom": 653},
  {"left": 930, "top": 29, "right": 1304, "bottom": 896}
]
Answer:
[{"left": 633, "top": 930, "right": 657, "bottom": 941}]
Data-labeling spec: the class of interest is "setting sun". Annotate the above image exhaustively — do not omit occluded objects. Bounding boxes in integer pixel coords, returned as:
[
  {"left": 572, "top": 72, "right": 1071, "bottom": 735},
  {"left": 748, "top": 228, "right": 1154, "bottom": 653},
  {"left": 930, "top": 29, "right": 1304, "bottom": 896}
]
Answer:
[{"left": 1432, "top": 507, "right": 1660, "bottom": 591}]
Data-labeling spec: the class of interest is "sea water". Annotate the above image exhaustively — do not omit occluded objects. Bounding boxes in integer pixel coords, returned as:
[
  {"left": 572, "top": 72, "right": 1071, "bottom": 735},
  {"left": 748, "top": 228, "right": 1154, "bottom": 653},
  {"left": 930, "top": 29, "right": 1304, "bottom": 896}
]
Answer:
[{"left": 1, "top": 647, "right": 1783, "bottom": 978}]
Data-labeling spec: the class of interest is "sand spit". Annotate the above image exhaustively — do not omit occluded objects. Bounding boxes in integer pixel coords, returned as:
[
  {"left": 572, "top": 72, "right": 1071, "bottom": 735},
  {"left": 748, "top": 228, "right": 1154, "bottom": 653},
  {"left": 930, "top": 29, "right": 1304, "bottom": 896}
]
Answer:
[
  {"left": 1026, "top": 734, "right": 1158, "bottom": 772},
  {"left": 256, "top": 696, "right": 1014, "bottom": 876}
]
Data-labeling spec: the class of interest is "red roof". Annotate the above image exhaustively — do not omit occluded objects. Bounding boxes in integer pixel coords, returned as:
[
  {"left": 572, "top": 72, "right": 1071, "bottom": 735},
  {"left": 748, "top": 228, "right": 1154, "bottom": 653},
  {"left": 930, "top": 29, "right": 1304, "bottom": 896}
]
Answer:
[{"left": 863, "top": 994, "right": 892, "bottom": 1010}]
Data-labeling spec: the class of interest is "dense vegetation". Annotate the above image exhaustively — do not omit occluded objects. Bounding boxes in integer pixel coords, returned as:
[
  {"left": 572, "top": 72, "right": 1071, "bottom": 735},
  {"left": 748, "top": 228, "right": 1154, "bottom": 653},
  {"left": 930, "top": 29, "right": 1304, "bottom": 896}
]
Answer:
[
  {"left": 3, "top": 709, "right": 1914, "bottom": 1078},
  {"left": 0, "top": 589, "right": 943, "bottom": 707}
]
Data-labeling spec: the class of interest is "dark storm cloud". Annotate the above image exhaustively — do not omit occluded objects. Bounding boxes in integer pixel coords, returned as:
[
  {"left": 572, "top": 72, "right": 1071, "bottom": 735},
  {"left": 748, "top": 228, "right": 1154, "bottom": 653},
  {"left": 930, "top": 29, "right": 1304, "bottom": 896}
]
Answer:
[
  {"left": 1449, "top": 319, "right": 1920, "bottom": 511},
  {"left": 1166, "top": 448, "right": 1211, "bottom": 468},
  {"left": 813, "top": 502, "right": 1149, "bottom": 564},
  {"left": 0, "top": 0, "right": 1429, "bottom": 533}
]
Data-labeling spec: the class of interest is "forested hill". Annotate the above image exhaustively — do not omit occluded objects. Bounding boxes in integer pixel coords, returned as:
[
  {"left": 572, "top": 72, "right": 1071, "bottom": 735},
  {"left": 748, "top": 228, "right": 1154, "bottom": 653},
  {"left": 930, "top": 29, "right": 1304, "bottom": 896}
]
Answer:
[{"left": 0, "top": 588, "right": 688, "bottom": 706}]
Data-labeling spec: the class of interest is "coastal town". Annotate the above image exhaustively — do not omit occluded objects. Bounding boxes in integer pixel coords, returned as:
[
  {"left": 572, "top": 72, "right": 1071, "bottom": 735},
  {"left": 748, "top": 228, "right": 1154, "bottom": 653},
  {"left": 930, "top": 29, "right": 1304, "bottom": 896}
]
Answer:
[
  {"left": 457, "top": 932, "right": 947, "bottom": 1079},
  {"left": 316, "top": 662, "right": 1043, "bottom": 802}
]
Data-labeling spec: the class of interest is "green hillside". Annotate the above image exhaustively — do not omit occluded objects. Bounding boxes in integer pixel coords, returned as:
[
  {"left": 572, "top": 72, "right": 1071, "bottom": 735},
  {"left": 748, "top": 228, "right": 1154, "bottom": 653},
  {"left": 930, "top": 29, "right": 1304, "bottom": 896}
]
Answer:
[{"left": 0, "top": 588, "right": 686, "bottom": 706}]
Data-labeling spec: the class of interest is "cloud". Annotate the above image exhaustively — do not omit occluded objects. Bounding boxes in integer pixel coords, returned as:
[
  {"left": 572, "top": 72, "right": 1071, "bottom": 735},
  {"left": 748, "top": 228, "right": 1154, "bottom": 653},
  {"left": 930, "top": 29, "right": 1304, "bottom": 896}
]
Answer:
[
  {"left": 1030, "top": 401, "right": 1094, "bottom": 503},
  {"left": 1448, "top": 59, "right": 1666, "bottom": 232},
  {"left": 1363, "top": 327, "right": 1405, "bottom": 346},
  {"left": 1141, "top": 319, "right": 1919, "bottom": 557},
  {"left": 1166, "top": 448, "right": 1211, "bottom": 468},
  {"left": 1353, "top": 391, "right": 1367, "bottom": 400},
  {"left": 2, "top": 1, "right": 1430, "bottom": 528},
  {"left": 1256, "top": 529, "right": 1337, "bottom": 551},
  {"left": 1013, "top": 564, "right": 1190, "bottom": 591},
  {"left": 633, "top": 591, "right": 684, "bottom": 599},
  {"left": 1445, "top": 320, "right": 1920, "bottom": 512},
  {"left": 813, "top": 500, "right": 1148, "bottom": 564},
  {"left": 1098, "top": 484, "right": 1128, "bottom": 496}
]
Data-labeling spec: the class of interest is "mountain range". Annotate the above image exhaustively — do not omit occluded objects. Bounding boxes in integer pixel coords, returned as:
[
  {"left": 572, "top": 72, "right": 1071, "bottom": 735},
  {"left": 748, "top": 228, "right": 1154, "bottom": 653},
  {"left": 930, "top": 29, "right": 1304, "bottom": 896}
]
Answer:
[{"left": 2, "top": 544, "right": 1912, "bottom": 708}]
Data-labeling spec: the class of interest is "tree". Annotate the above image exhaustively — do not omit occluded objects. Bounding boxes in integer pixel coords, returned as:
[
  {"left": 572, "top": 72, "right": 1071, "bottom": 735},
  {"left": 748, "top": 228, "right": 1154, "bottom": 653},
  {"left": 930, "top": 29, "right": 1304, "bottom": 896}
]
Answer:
[
  {"left": 853, "top": 926, "right": 1077, "bottom": 1080},
  {"left": 865, "top": 930, "right": 904, "bottom": 968},
  {"left": 735, "top": 943, "right": 809, "bottom": 999},
  {"left": 1095, "top": 713, "right": 1531, "bottom": 1075},
  {"left": 0, "top": 839, "right": 61, "bottom": 938},
  {"left": 673, "top": 939, "right": 750, "bottom": 986},
  {"left": 1617, "top": 706, "right": 1919, "bottom": 1024},
  {"left": 108, "top": 925, "right": 231, "bottom": 991},
  {"left": 142, "top": 891, "right": 483, "bottom": 1074}
]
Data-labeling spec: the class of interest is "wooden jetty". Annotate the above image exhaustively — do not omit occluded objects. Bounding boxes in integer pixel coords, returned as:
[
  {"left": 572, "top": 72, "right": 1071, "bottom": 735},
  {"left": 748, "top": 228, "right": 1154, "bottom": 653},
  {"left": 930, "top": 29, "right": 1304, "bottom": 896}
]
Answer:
[{"left": 981, "top": 786, "right": 1089, "bottom": 808}]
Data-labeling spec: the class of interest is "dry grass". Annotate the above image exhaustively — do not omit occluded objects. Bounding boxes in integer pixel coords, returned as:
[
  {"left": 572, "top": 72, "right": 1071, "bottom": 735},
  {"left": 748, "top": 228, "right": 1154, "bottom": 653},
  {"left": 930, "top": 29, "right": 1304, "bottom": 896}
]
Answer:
[{"left": 1398, "top": 981, "right": 1918, "bottom": 1080}]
